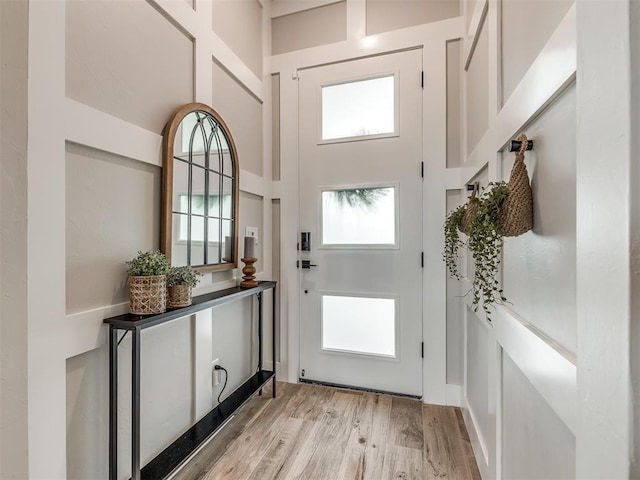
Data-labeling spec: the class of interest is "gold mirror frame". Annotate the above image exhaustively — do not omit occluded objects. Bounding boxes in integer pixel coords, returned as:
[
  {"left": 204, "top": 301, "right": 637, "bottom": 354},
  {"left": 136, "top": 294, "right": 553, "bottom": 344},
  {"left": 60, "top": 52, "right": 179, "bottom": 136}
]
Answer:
[{"left": 161, "top": 102, "right": 240, "bottom": 272}]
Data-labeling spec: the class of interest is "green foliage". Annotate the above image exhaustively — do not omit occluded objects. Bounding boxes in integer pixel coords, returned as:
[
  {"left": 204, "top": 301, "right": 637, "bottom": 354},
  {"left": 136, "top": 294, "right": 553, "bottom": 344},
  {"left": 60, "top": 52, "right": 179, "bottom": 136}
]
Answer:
[
  {"left": 443, "top": 182, "right": 509, "bottom": 321},
  {"left": 167, "top": 266, "right": 202, "bottom": 287},
  {"left": 126, "top": 250, "right": 170, "bottom": 276},
  {"left": 333, "top": 188, "right": 385, "bottom": 208},
  {"left": 467, "top": 182, "right": 509, "bottom": 320},
  {"left": 443, "top": 204, "right": 467, "bottom": 280}
]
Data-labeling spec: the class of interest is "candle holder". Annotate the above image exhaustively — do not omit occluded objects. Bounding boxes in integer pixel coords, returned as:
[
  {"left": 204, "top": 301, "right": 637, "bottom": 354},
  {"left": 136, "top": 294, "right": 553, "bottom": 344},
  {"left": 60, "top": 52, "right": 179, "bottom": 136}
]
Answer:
[{"left": 240, "top": 257, "right": 258, "bottom": 288}]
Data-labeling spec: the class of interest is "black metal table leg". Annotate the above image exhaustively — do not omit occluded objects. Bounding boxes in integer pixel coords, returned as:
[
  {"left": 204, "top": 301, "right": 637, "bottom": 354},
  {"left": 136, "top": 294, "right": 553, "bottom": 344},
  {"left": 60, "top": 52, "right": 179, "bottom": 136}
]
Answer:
[
  {"left": 272, "top": 285, "right": 277, "bottom": 398},
  {"left": 257, "top": 292, "right": 263, "bottom": 395},
  {"left": 109, "top": 326, "right": 118, "bottom": 480},
  {"left": 132, "top": 327, "right": 141, "bottom": 480}
]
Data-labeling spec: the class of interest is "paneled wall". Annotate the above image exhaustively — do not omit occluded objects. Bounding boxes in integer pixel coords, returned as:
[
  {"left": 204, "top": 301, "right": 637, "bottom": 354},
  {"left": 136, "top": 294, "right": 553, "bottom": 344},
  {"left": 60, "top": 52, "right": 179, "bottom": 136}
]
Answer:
[
  {"left": 458, "top": 1, "right": 578, "bottom": 478},
  {"left": 5, "top": 0, "right": 275, "bottom": 476},
  {"left": 366, "top": 0, "right": 459, "bottom": 35},
  {"left": 271, "top": 2, "right": 347, "bottom": 55},
  {"left": 0, "top": 1, "right": 29, "bottom": 476}
]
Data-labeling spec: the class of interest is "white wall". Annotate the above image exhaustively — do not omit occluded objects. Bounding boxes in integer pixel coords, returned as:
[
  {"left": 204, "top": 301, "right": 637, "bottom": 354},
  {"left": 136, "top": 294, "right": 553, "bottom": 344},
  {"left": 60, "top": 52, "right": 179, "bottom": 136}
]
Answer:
[
  {"left": 459, "top": 1, "right": 578, "bottom": 477},
  {"left": 632, "top": 4, "right": 640, "bottom": 477},
  {"left": 575, "top": 2, "right": 634, "bottom": 477},
  {"left": 1, "top": 0, "right": 276, "bottom": 476},
  {"left": 458, "top": 0, "right": 636, "bottom": 478},
  {"left": 446, "top": 191, "right": 463, "bottom": 386}
]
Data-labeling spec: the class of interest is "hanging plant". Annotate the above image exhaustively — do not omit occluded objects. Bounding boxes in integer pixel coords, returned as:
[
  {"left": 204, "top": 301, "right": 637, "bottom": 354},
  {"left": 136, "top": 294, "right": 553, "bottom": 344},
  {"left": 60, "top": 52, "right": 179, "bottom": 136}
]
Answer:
[
  {"left": 467, "top": 182, "right": 509, "bottom": 319},
  {"left": 443, "top": 203, "right": 467, "bottom": 280},
  {"left": 441, "top": 182, "right": 510, "bottom": 320},
  {"left": 444, "top": 135, "right": 534, "bottom": 320}
]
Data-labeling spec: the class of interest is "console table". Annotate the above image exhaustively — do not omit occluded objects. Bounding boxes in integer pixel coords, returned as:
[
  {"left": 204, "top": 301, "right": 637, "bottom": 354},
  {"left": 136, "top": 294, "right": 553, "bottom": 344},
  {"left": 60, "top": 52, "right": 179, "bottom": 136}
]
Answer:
[{"left": 104, "top": 281, "right": 277, "bottom": 480}]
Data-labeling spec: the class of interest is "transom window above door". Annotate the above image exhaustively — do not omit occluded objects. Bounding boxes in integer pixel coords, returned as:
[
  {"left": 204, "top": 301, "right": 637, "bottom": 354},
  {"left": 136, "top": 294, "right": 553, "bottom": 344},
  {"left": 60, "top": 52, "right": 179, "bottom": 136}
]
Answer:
[{"left": 320, "top": 74, "right": 398, "bottom": 142}]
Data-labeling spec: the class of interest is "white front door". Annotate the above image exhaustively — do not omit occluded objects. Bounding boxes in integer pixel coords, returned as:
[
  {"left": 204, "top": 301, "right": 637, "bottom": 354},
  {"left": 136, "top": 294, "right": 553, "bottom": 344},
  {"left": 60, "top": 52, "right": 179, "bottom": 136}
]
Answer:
[{"left": 298, "top": 49, "right": 423, "bottom": 397}]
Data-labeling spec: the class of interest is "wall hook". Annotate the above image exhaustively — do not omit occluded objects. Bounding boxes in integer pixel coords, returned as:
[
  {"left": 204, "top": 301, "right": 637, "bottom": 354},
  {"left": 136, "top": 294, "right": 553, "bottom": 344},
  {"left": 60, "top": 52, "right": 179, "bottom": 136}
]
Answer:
[
  {"left": 509, "top": 139, "right": 533, "bottom": 152},
  {"left": 466, "top": 181, "right": 479, "bottom": 196}
]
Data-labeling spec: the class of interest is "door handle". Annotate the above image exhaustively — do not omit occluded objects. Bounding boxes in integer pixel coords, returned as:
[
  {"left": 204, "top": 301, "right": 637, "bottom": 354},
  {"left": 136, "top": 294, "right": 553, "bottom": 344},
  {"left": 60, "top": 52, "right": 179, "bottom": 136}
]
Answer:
[{"left": 301, "top": 260, "right": 318, "bottom": 269}]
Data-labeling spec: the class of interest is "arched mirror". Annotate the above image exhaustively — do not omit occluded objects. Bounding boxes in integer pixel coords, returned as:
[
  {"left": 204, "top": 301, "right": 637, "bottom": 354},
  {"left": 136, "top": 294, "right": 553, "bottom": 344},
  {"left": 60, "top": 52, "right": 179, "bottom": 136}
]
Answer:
[{"left": 161, "top": 103, "right": 239, "bottom": 272}]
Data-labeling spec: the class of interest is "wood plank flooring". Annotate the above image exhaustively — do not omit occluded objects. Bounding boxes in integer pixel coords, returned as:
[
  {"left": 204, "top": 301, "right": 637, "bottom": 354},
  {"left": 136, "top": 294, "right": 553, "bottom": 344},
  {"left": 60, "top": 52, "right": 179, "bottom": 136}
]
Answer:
[{"left": 173, "top": 382, "right": 481, "bottom": 480}]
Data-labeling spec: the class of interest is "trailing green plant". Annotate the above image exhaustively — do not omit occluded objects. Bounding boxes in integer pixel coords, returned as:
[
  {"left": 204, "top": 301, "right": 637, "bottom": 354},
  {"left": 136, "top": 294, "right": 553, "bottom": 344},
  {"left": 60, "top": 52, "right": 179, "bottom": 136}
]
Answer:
[
  {"left": 443, "top": 204, "right": 467, "bottom": 280},
  {"left": 467, "top": 182, "right": 509, "bottom": 320},
  {"left": 167, "top": 265, "right": 202, "bottom": 288},
  {"left": 443, "top": 182, "right": 511, "bottom": 320},
  {"left": 126, "top": 250, "right": 170, "bottom": 277}
]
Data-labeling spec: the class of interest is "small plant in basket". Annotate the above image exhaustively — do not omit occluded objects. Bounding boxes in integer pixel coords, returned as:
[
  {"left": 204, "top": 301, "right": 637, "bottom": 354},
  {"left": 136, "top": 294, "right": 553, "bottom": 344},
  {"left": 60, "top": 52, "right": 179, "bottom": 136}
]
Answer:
[
  {"left": 126, "top": 250, "right": 170, "bottom": 315},
  {"left": 166, "top": 266, "right": 202, "bottom": 308},
  {"left": 443, "top": 134, "right": 533, "bottom": 322}
]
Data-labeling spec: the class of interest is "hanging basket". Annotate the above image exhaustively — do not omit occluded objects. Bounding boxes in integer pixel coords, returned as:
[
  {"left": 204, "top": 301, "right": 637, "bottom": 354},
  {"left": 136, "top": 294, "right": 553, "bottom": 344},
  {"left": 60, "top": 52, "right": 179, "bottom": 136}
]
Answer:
[
  {"left": 167, "top": 284, "right": 192, "bottom": 308},
  {"left": 499, "top": 134, "right": 533, "bottom": 237},
  {"left": 129, "top": 275, "right": 167, "bottom": 315},
  {"left": 459, "top": 182, "right": 479, "bottom": 235}
]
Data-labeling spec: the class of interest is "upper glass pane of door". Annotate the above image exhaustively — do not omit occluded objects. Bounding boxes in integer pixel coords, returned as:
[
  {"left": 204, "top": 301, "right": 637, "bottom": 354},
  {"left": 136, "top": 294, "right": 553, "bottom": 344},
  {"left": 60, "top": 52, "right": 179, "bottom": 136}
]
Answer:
[{"left": 321, "top": 75, "right": 396, "bottom": 141}]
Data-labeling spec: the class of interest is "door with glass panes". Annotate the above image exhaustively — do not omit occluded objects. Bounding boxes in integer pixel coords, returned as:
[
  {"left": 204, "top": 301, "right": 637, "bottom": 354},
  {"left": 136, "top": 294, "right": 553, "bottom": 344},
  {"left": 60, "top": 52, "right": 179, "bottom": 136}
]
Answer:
[{"left": 298, "top": 49, "right": 423, "bottom": 396}]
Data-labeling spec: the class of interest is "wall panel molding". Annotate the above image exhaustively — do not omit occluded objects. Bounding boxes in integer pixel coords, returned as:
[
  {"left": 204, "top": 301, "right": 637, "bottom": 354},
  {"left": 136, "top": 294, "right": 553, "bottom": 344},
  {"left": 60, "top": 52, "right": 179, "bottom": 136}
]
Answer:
[
  {"left": 459, "top": 7, "right": 578, "bottom": 475},
  {"left": 495, "top": 306, "right": 577, "bottom": 433},
  {"left": 149, "top": 0, "right": 264, "bottom": 100},
  {"left": 65, "top": 99, "right": 162, "bottom": 167},
  {"left": 271, "top": 16, "right": 463, "bottom": 73},
  {"left": 26, "top": 0, "right": 277, "bottom": 473},
  {"left": 464, "top": 0, "right": 487, "bottom": 70},
  {"left": 462, "top": 4, "right": 576, "bottom": 183}
]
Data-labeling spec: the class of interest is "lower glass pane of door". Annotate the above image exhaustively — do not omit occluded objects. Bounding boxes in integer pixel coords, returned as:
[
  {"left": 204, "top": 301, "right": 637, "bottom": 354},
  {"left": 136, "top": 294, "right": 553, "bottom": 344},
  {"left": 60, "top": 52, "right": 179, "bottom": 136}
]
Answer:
[{"left": 321, "top": 294, "right": 396, "bottom": 357}]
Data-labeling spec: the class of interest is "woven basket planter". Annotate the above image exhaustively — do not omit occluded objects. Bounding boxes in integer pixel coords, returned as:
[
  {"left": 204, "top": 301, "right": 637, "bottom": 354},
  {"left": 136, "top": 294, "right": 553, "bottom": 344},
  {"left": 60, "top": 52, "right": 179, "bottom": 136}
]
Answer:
[
  {"left": 129, "top": 275, "right": 167, "bottom": 315},
  {"left": 499, "top": 134, "right": 533, "bottom": 237},
  {"left": 458, "top": 183, "right": 478, "bottom": 235},
  {"left": 167, "top": 284, "right": 192, "bottom": 308}
]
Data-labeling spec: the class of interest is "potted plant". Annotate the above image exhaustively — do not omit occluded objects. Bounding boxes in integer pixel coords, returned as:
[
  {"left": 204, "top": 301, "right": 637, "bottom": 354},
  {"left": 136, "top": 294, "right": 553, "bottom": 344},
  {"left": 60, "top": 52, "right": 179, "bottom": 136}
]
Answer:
[
  {"left": 126, "top": 250, "right": 170, "bottom": 315},
  {"left": 166, "top": 265, "right": 202, "bottom": 308},
  {"left": 444, "top": 136, "right": 533, "bottom": 321}
]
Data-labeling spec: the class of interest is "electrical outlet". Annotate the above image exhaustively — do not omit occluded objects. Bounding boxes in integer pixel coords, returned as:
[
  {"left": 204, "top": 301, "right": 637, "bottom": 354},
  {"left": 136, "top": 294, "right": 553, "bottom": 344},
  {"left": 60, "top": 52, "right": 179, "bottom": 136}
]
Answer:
[
  {"left": 245, "top": 227, "right": 258, "bottom": 245},
  {"left": 212, "top": 358, "right": 220, "bottom": 386}
]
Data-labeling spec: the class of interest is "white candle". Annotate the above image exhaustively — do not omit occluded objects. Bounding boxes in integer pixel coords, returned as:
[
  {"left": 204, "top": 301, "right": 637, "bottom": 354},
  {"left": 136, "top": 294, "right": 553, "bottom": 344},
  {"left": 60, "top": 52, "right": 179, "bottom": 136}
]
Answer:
[
  {"left": 244, "top": 236, "right": 256, "bottom": 259},
  {"left": 224, "top": 236, "right": 231, "bottom": 260}
]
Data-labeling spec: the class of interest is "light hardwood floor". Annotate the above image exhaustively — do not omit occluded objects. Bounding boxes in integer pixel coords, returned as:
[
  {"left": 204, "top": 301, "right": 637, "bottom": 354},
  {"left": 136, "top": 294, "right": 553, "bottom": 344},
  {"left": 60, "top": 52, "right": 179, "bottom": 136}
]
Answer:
[{"left": 173, "top": 382, "right": 481, "bottom": 480}]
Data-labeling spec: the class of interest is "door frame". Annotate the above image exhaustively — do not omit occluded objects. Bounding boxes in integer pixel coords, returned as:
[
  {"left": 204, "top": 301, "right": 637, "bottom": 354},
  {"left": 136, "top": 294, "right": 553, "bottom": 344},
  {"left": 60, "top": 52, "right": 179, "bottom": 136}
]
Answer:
[{"left": 272, "top": 19, "right": 463, "bottom": 405}]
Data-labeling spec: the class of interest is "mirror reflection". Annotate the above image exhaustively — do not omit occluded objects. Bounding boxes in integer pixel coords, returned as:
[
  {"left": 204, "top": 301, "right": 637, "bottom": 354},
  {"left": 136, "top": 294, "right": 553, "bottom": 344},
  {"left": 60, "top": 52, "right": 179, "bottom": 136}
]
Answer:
[{"left": 162, "top": 104, "right": 239, "bottom": 272}]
